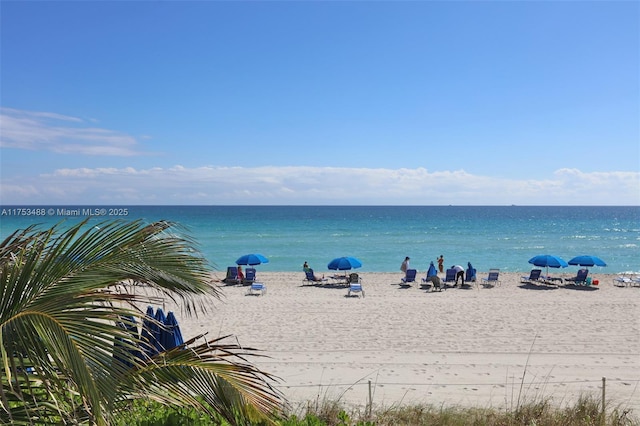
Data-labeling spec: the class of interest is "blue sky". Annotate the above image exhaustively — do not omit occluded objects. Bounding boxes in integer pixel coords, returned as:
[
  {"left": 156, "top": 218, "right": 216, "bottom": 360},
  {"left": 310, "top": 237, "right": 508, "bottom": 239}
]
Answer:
[{"left": 1, "top": 1, "right": 638, "bottom": 205}]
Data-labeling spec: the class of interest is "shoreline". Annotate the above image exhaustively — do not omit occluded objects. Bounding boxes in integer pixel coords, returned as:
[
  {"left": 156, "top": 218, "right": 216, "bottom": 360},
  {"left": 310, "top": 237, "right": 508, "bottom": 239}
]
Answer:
[
  {"left": 211, "top": 265, "right": 638, "bottom": 276},
  {"left": 212, "top": 269, "right": 635, "bottom": 282},
  {"left": 160, "top": 271, "right": 640, "bottom": 413}
]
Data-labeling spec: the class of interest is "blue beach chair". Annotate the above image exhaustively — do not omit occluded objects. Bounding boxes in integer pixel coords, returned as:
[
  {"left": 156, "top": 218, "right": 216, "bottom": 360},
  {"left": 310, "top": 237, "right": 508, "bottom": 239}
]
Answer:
[
  {"left": 521, "top": 269, "right": 542, "bottom": 284},
  {"left": 481, "top": 269, "right": 501, "bottom": 287},
  {"left": 565, "top": 268, "right": 589, "bottom": 286},
  {"left": 243, "top": 267, "right": 257, "bottom": 285},
  {"left": 443, "top": 268, "right": 457, "bottom": 286},
  {"left": 401, "top": 269, "right": 417, "bottom": 286},
  {"left": 223, "top": 266, "right": 240, "bottom": 285},
  {"left": 303, "top": 269, "right": 327, "bottom": 285}
]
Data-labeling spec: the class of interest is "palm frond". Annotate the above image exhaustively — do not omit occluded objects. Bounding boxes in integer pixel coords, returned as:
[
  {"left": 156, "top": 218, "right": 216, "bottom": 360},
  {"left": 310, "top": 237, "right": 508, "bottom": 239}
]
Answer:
[
  {"left": 113, "top": 334, "right": 283, "bottom": 423},
  {"left": 1, "top": 219, "right": 284, "bottom": 424}
]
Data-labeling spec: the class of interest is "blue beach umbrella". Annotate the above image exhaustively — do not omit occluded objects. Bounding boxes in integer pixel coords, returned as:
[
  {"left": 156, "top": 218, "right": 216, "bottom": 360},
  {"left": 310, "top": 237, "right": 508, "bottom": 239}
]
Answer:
[
  {"left": 162, "top": 311, "right": 184, "bottom": 351},
  {"left": 153, "top": 308, "right": 167, "bottom": 353},
  {"left": 114, "top": 315, "right": 142, "bottom": 368},
  {"left": 528, "top": 254, "right": 569, "bottom": 268},
  {"left": 327, "top": 256, "right": 362, "bottom": 271},
  {"left": 236, "top": 253, "right": 269, "bottom": 266},
  {"left": 568, "top": 255, "right": 607, "bottom": 267},
  {"left": 140, "top": 306, "right": 159, "bottom": 358},
  {"left": 528, "top": 254, "right": 568, "bottom": 277}
]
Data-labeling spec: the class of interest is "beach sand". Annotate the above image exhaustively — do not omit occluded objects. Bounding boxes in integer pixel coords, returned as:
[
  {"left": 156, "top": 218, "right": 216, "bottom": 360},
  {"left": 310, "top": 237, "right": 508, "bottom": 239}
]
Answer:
[{"left": 163, "top": 271, "right": 640, "bottom": 413}]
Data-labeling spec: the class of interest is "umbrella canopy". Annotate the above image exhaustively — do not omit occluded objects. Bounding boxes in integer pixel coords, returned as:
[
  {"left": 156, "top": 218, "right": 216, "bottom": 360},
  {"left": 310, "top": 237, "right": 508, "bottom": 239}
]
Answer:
[
  {"left": 528, "top": 254, "right": 568, "bottom": 268},
  {"left": 236, "top": 253, "right": 269, "bottom": 266},
  {"left": 568, "top": 255, "right": 607, "bottom": 267},
  {"left": 327, "top": 256, "right": 362, "bottom": 271},
  {"left": 153, "top": 308, "right": 167, "bottom": 353},
  {"left": 528, "top": 254, "right": 568, "bottom": 277}
]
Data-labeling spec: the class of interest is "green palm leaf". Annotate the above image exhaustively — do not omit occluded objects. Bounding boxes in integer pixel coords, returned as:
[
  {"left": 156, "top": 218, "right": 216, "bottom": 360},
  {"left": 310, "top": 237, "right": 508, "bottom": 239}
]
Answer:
[{"left": 1, "top": 219, "right": 284, "bottom": 425}]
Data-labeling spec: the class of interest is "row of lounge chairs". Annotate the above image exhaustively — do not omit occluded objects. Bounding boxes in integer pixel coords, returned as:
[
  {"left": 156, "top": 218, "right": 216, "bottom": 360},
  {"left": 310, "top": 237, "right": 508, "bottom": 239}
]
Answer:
[
  {"left": 520, "top": 268, "right": 593, "bottom": 286},
  {"left": 223, "top": 266, "right": 259, "bottom": 285},
  {"left": 233, "top": 265, "right": 627, "bottom": 297},
  {"left": 400, "top": 268, "right": 444, "bottom": 291},
  {"left": 222, "top": 266, "right": 266, "bottom": 295},
  {"left": 399, "top": 267, "right": 500, "bottom": 290},
  {"left": 303, "top": 270, "right": 365, "bottom": 297},
  {"left": 303, "top": 269, "right": 358, "bottom": 285}
]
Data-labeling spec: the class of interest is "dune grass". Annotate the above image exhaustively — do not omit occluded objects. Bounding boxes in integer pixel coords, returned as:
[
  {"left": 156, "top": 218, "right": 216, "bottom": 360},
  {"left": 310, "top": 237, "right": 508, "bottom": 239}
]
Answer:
[
  {"left": 286, "top": 394, "right": 638, "bottom": 426},
  {"left": 115, "top": 394, "right": 638, "bottom": 425}
]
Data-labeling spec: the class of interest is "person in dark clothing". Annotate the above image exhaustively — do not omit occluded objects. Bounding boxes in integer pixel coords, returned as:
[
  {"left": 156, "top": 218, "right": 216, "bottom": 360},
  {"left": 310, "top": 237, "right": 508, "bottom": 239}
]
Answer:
[{"left": 452, "top": 264, "right": 464, "bottom": 286}]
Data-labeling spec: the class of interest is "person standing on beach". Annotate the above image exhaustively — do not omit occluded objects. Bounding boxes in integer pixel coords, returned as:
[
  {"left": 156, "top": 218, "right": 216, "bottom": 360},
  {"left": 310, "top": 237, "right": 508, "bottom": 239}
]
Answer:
[
  {"left": 400, "top": 256, "right": 410, "bottom": 274},
  {"left": 452, "top": 264, "right": 464, "bottom": 286},
  {"left": 437, "top": 255, "right": 444, "bottom": 274},
  {"left": 237, "top": 265, "right": 244, "bottom": 282}
]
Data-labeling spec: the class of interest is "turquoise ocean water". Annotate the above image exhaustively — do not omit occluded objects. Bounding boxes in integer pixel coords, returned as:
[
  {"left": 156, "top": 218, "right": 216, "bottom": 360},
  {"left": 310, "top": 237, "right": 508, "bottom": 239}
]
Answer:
[{"left": 1, "top": 206, "right": 638, "bottom": 274}]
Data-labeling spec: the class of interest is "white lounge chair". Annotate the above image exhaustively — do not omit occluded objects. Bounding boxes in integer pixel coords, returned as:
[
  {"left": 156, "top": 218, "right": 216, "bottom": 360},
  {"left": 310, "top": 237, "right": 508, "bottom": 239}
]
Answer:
[
  {"left": 347, "top": 273, "right": 364, "bottom": 297},
  {"left": 246, "top": 282, "right": 266, "bottom": 296},
  {"left": 613, "top": 273, "right": 633, "bottom": 287}
]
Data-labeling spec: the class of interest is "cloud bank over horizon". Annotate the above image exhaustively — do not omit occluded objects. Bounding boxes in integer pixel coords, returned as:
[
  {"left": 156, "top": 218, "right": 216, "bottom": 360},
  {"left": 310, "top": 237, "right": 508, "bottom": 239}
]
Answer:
[{"left": 2, "top": 164, "right": 638, "bottom": 206}]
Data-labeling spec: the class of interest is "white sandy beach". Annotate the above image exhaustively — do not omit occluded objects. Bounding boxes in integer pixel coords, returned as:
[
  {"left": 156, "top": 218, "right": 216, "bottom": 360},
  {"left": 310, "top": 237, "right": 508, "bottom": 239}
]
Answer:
[{"left": 163, "top": 271, "right": 639, "bottom": 414}]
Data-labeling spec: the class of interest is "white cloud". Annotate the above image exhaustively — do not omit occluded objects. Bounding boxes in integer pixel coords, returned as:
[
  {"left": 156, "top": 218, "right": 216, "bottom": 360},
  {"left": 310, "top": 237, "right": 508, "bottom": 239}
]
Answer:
[
  {"left": 1, "top": 165, "right": 638, "bottom": 205},
  {"left": 0, "top": 107, "right": 146, "bottom": 156}
]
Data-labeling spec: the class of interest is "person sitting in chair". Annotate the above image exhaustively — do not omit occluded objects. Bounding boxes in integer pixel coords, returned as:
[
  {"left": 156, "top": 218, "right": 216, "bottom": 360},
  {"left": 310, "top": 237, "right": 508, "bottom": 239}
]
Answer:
[{"left": 304, "top": 262, "right": 324, "bottom": 281}]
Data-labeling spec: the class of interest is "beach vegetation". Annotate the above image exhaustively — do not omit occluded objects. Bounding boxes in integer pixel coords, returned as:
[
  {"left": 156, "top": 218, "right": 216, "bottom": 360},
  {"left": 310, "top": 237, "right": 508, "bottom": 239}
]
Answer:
[
  {"left": 100, "top": 395, "right": 639, "bottom": 425},
  {"left": 0, "top": 219, "right": 283, "bottom": 425}
]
